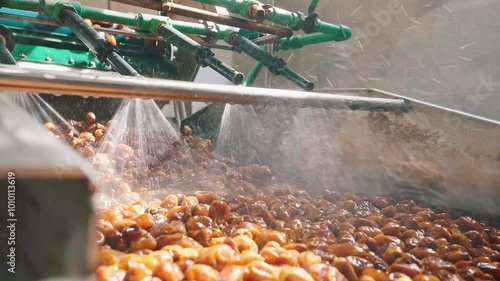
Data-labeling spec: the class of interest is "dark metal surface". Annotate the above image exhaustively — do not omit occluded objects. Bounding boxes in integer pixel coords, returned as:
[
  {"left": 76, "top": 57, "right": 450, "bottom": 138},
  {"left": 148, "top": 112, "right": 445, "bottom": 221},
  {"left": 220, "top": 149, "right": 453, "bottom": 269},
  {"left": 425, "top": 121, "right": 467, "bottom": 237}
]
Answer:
[{"left": 0, "top": 13, "right": 161, "bottom": 41}]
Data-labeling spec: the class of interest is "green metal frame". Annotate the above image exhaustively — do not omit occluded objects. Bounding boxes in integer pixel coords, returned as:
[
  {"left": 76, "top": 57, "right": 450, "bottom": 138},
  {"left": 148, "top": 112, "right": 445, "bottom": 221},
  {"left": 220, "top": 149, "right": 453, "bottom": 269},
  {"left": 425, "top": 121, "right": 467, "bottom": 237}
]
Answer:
[
  {"left": 188, "top": 0, "right": 352, "bottom": 51},
  {"left": 11, "top": 43, "right": 176, "bottom": 76},
  {"left": 275, "top": 21, "right": 352, "bottom": 51},
  {"left": 12, "top": 43, "right": 103, "bottom": 68},
  {"left": 2, "top": 0, "right": 243, "bottom": 41},
  {"left": 2, "top": 0, "right": 350, "bottom": 48},
  {"left": 0, "top": 7, "right": 178, "bottom": 76},
  {"left": 1, "top": 0, "right": 352, "bottom": 89},
  {"left": 189, "top": 0, "right": 351, "bottom": 44}
]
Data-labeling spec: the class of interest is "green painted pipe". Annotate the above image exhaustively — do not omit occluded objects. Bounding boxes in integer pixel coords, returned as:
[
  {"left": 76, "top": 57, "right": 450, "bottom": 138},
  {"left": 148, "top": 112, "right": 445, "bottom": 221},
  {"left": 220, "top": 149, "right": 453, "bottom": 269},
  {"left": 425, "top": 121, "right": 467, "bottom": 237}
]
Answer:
[
  {"left": 157, "top": 24, "right": 244, "bottom": 84},
  {"left": 80, "top": 5, "right": 223, "bottom": 38},
  {"left": 230, "top": 34, "right": 314, "bottom": 91},
  {"left": 190, "top": 0, "right": 353, "bottom": 49},
  {"left": 264, "top": 6, "right": 304, "bottom": 30},
  {"left": 308, "top": 0, "right": 320, "bottom": 15},
  {"left": 275, "top": 21, "right": 352, "bottom": 51},
  {"left": 2, "top": 0, "right": 40, "bottom": 12},
  {"left": 242, "top": 61, "right": 262, "bottom": 86}
]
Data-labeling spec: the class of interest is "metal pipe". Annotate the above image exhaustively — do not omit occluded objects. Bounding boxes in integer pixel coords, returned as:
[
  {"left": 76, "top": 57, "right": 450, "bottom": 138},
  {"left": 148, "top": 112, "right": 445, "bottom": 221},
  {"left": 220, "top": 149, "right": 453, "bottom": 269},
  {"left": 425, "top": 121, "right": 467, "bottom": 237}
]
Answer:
[
  {"left": 307, "top": 0, "right": 319, "bottom": 15},
  {"left": 230, "top": 33, "right": 314, "bottom": 91},
  {"left": 2, "top": 11, "right": 213, "bottom": 55},
  {"left": 3, "top": 4, "right": 240, "bottom": 82},
  {"left": 173, "top": 101, "right": 181, "bottom": 128},
  {"left": 242, "top": 43, "right": 267, "bottom": 86},
  {"left": 80, "top": 5, "right": 137, "bottom": 26},
  {"left": 275, "top": 21, "right": 351, "bottom": 51},
  {"left": 111, "top": 0, "right": 302, "bottom": 30},
  {"left": 110, "top": 0, "right": 161, "bottom": 10},
  {"left": 161, "top": 3, "right": 293, "bottom": 37},
  {"left": 59, "top": 9, "right": 140, "bottom": 76},
  {"left": 251, "top": 34, "right": 277, "bottom": 45},
  {"left": 1, "top": 4, "right": 224, "bottom": 40},
  {"left": 204, "top": 55, "right": 244, "bottom": 84},
  {"left": 0, "top": 64, "right": 408, "bottom": 112},
  {"left": 242, "top": 61, "right": 263, "bottom": 86},
  {"left": 0, "top": 12, "right": 161, "bottom": 41},
  {"left": 241, "top": 57, "right": 267, "bottom": 86},
  {"left": 157, "top": 24, "right": 243, "bottom": 84},
  {"left": 179, "top": 101, "right": 187, "bottom": 120}
]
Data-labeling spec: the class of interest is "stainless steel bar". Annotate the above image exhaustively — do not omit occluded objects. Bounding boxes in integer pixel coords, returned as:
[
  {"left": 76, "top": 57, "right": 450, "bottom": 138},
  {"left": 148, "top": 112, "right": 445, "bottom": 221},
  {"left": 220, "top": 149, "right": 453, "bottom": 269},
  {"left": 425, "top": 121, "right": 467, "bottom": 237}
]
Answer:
[
  {"left": 180, "top": 101, "right": 187, "bottom": 120},
  {"left": 209, "top": 44, "right": 237, "bottom": 51},
  {"left": 0, "top": 65, "right": 408, "bottom": 111},
  {"left": 173, "top": 101, "right": 181, "bottom": 128},
  {"left": 251, "top": 34, "right": 278, "bottom": 45},
  {"left": 370, "top": 88, "right": 500, "bottom": 125}
]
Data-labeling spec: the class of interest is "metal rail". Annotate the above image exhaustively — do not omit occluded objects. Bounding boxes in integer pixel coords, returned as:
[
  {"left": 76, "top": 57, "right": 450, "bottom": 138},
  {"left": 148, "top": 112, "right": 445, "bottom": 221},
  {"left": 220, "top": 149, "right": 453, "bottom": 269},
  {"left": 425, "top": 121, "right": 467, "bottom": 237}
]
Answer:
[
  {"left": 110, "top": 0, "right": 162, "bottom": 10},
  {"left": 0, "top": 12, "right": 161, "bottom": 41},
  {"left": 161, "top": 2, "right": 293, "bottom": 38},
  {"left": 0, "top": 64, "right": 407, "bottom": 112},
  {"left": 110, "top": 0, "right": 293, "bottom": 38}
]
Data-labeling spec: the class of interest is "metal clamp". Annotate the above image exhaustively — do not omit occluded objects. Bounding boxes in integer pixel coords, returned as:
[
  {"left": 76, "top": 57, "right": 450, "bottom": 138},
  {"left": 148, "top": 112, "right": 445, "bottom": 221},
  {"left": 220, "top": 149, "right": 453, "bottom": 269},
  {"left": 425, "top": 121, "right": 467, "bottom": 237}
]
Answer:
[{"left": 201, "top": 20, "right": 218, "bottom": 44}]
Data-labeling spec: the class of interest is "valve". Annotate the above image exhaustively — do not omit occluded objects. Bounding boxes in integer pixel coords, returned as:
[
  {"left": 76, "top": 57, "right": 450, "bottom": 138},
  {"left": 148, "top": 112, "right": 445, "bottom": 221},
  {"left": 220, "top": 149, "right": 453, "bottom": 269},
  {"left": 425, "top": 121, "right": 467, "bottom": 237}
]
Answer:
[
  {"left": 59, "top": 9, "right": 140, "bottom": 76},
  {"left": 157, "top": 24, "right": 244, "bottom": 85},
  {"left": 230, "top": 33, "right": 314, "bottom": 91},
  {"left": 302, "top": 12, "right": 320, "bottom": 34}
]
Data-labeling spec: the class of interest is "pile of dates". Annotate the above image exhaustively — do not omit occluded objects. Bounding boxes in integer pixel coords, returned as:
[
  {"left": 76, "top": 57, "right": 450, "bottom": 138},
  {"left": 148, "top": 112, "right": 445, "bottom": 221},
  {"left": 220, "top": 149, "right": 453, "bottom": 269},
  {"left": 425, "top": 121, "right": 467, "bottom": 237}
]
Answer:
[
  {"left": 95, "top": 190, "right": 500, "bottom": 281},
  {"left": 44, "top": 112, "right": 500, "bottom": 281}
]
